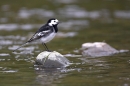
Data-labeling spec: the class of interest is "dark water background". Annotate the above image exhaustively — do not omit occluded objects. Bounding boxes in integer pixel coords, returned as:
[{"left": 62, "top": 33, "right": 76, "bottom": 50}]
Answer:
[{"left": 0, "top": 0, "right": 130, "bottom": 86}]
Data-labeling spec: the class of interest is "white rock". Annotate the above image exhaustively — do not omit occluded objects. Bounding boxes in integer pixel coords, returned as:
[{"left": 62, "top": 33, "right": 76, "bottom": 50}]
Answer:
[
  {"left": 81, "top": 42, "right": 129, "bottom": 57},
  {"left": 82, "top": 42, "right": 108, "bottom": 49},
  {"left": 35, "top": 51, "right": 70, "bottom": 68}
]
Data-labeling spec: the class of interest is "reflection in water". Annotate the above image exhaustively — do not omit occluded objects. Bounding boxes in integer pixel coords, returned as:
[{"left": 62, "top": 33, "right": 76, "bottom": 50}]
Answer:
[
  {"left": 35, "top": 68, "right": 71, "bottom": 85},
  {"left": 79, "top": 57, "right": 109, "bottom": 68}
]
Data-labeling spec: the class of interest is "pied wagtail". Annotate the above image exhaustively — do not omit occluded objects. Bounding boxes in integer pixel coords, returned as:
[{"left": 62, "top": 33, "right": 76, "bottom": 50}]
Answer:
[{"left": 13, "top": 18, "right": 60, "bottom": 52}]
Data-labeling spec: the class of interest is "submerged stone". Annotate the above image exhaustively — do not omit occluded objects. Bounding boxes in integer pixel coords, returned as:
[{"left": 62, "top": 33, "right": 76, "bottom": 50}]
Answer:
[
  {"left": 81, "top": 42, "right": 129, "bottom": 57},
  {"left": 35, "top": 51, "right": 70, "bottom": 68}
]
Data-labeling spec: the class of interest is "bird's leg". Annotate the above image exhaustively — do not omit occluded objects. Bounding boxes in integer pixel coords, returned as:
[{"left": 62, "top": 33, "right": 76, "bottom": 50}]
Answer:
[{"left": 42, "top": 43, "right": 51, "bottom": 52}]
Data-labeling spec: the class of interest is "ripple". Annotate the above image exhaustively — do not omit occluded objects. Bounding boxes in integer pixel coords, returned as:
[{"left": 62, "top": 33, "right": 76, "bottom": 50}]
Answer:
[
  {"left": 0, "top": 35, "right": 26, "bottom": 40},
  {"left": 0, "top": 40, "right": 13, "bottom": 45},
  {"left": 0, "top": 24, "right": 18, "bottom": 31},
  {"left": 114, "top": 10, "right": 130, "bottom": 19},
  {"left": 0, "top": 21, "right": 89, "bottom": 31},
  {"left": 59, "top": 5, "right": 88, "bottom": 18},
  {"left": 59, "top": 20, "right": 89, "bottom": 29},
  {"left": 1, "top": 5, "right": 10, "bottom": 11},
  {"left": 58, "top": 5, "right": 101, "bottom": 19},
  {"left": 0, "top": 59, "right": 6, "bottom": 61},
  {"left": 0, "top": 53, "right": 10, "bottom": 56},
  {"left": 0, "top": 17, "right": 8, "bottom": 23},
  {"left": 1, "top": 70, "right": 18, "bottom": 73},
  {"left": 0, "top": 24, "right": 41, "bottom": 31},
  {"left": 12, "top": 46, "right": 35, "bottom": 55},
  {"left": 8, "top": 45, "right": 21, "bottom": 50},
  {"left": 64, "top": 54, "right": 82, "bottom": 57},
  {"left": 56, "top": 0, "right": 77, "bottom": 4},
  {"left": 56, "top": 32, "right": 77, "bottom": 37},
  {"left": 18, "top": 8, "right": 54, "bottom": 19},
  {"left": 20, "top": 24, "right": 35, "bottom": 30}
]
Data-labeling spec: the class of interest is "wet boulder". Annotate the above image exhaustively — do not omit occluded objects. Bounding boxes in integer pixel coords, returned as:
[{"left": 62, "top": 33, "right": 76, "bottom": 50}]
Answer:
[
  {"left": 81, "top": 42, "right": 129, "bottom": 57},
  {"left": 35, "top": 51, "right": 70, "bottom": 68}
]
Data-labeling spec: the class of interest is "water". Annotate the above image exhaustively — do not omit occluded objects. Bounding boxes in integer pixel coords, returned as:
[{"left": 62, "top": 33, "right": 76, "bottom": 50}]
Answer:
[{"left": 0, "top": 0, "right": 130, "bottom": 86}]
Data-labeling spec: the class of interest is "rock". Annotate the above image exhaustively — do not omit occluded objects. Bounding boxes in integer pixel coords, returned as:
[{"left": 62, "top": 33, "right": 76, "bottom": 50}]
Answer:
[
  {"left": 35, "top": 51, "right": 70, "bottom": 68},
  {"left": 81, "top": 42, "right": 129, "bottom": 57}
]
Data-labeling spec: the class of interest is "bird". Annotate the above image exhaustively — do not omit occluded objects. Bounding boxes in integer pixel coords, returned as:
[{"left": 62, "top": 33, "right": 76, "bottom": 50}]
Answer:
[{"left": 13, "top": 18, "right": 60, "bottom": 52}]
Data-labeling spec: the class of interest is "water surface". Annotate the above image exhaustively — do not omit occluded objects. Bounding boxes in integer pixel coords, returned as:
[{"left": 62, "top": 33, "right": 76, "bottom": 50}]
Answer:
[{"left": 0, "top": 0, "right": 130, "bottom": 86}]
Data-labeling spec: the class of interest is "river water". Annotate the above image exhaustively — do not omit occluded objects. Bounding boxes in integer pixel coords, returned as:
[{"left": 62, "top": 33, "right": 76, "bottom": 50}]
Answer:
[{"left": 0, "top": 0, "right": 130, "bottom": 86}]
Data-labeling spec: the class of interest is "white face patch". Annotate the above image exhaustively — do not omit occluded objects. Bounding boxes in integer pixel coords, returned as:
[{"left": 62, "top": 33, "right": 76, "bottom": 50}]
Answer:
[{"left": 48, "top": 19, "right": 59, "bottom": 26}]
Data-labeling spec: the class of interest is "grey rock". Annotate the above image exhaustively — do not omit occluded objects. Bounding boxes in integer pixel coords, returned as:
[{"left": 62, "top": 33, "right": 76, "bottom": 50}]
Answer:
[
  {"left": 81, "top": 42, "right": 129, "bottom": 57},
  {"left": 35, "top": 51, "right": 70, "bottom": 68}
]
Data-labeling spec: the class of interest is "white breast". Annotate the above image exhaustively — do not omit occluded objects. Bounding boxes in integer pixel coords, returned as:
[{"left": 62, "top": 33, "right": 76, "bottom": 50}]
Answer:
[{"left": 40, "top": 32, "right": 56, "bottom": 43}]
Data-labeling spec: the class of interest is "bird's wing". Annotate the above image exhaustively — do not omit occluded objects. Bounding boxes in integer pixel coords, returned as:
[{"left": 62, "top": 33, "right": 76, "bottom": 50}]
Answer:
[
  {"left": 28, "top": 26, "right": 53, "bottom": 42},
  {"left": 13, "top": 25, "right": 53, "bottom": 52}
]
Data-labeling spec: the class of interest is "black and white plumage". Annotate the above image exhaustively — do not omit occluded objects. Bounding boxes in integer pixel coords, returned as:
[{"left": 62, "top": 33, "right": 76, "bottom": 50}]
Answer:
[{"left": 13, "top": 18, "right": 59, "bottom": 52}]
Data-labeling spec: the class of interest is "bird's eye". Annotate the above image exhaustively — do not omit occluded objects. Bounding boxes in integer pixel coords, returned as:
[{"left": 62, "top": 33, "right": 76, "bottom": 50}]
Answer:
[{"left": 54, "top": 21, "right": 56, "bottom": 22}]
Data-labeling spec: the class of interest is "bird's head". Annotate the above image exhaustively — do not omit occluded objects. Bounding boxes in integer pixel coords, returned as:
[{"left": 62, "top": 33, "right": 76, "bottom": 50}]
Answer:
[{"left": 47, "top": 18, "right": 59, "bottom": 26}]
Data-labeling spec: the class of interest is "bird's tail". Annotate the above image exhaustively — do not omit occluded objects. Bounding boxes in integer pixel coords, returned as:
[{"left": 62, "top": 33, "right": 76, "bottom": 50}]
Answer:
[{"left": 13, "top": 42, "right": 29, "bottom": 52}]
